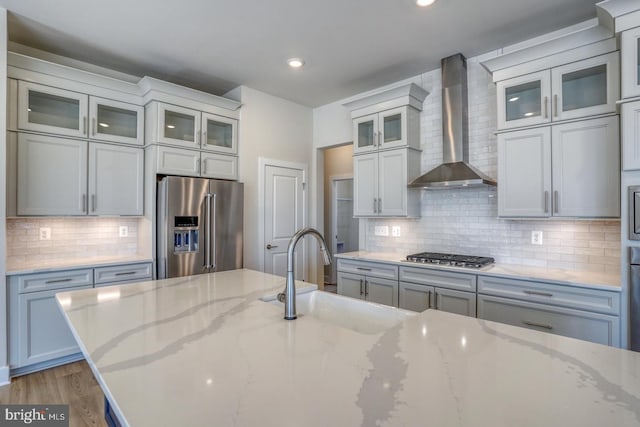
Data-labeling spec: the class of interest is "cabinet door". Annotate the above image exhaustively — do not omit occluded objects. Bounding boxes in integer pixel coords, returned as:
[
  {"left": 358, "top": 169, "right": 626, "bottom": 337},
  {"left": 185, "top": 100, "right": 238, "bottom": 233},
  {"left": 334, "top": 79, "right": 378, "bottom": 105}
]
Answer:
[
  {"left": 202, "top": 113, "right": 237, "bottom": 154},
  {"left": 353, "top": 153, "right": 378, "bottom": 216},
  {"left": 89, "top": 96, "right": 144, "bottom": 145},
  {"left": 622, "top": 27, "right": 640, "bottom": 99},
  {"left": 88, "top": 143, "right": 144, "bottom": 215},
  {"left": 477, "top": 295, "right": 620, "bottom": 347},
  {"left": 623, "top": 101, "right": 640, "bottom": 171},
  {"left": 435, "top": 288, "right": 476, "bottom": 317},
  {"left": 379, "top": 107, "right": 407, "bottom": 150},
  {"left": 17, "top": 134, "right": 88, "bottom": 216},
  {"left": 157, "top": 103, "right": 201, "bottom": 148},
  {"left": 337, "top": 272, "right": 365, "bottom": 300},
  {"left": 17, "top": 81, "right": 88, "bottom": 138},
  {"left": 156, "top": 145, "right": 201, "bottom": 177},
  {"left": 497, "top": 127, "right": 551, "bottom": 217},
  {"left": 365, "top": 277, "right": 398, "bottom": 307},
  {"left": 399, "top": 282, "right": 433, "bottom": 312},
  {"left": 497, "top": 71, "right": 551, "bottom": 129},
  {"left": 551, "top": 52, "right": 619, "bottom": 121},
  {"left": 201, "top": 152, "right": 238, "bottom": 180},
  {"left": 552, "top": 116, "right": 619, "bottom": 218},
  {"left": 353, "top": 113, "right": 378, "bottom": 154},
  {"left": 378, "top": 149, "right": 407, "bottom": 216},
  {"left": 18, "top": 286, "right": 91, "bottom": 367}
]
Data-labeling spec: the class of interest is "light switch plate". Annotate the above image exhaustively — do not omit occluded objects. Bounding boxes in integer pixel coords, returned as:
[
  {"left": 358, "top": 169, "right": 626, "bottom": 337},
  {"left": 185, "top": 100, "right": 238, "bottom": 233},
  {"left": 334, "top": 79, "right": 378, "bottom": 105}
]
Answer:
[
  {"left": 374, "top": 226, "right": 389, "bottom": 236},
  {"left": 531, "top": 230, "right": 543, "bottom": 245},
  {"left": 391, "top": 226, "right": 401, "bottom": 237},
  {"left": 119, "top": 226, "right": 129, "bottom": 238},
  {"left": 39, "top": 227, "right": 51, "bottom": 241}
]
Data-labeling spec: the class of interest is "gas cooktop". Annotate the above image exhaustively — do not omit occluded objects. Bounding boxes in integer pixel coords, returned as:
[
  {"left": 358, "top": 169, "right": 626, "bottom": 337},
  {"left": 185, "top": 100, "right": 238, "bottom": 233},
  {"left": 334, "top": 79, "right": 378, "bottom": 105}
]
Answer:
[{"left": 405, "top": 252, "right": 495, "bottom": 269}]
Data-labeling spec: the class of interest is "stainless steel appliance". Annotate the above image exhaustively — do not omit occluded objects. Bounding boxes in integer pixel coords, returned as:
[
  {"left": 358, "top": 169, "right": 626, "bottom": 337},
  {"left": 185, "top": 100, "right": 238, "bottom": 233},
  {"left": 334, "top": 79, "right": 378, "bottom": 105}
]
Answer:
[
  {"left": 630, "top": 247, "right": 640, "bottom": 351},
  {"left": 157, "top": 176, "right": 243, "bottom": 279},
  {"left": 405, "top": 252, "right": 494, "bottom": 269},
  {"left": 629, "top": 186, "right": 640, "bottom": 240}
]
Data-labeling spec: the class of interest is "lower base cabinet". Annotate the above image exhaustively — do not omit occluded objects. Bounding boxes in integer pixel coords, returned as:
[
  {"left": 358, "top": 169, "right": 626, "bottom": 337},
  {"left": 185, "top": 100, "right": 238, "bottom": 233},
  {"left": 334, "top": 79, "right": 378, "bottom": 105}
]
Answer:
[
  {"left": 337, "top": 271, "right": 398, "bottom": 307},
  {"left": 478, "top": 295, "right": 620, "bottom": 347},
  {"left": 399, "top": 282, "right": 476, "bottom": 316}
]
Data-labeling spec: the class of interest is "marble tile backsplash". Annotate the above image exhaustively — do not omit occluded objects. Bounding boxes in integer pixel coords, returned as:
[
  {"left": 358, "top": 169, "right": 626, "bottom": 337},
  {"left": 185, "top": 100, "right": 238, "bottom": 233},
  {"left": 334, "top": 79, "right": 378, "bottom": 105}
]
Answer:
[
  {"left": 6, "top": 217, "right": 141, "bottom": 266},
  {"left": 365, "top": 54, "right": 621, "bottom": 273}
]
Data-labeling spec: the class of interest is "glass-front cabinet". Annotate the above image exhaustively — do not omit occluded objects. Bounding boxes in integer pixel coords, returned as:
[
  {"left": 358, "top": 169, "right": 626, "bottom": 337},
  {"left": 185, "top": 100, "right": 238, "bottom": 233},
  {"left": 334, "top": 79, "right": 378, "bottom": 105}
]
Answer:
[
  {"left": 497, "top": 52, "right": 618, "bottom": 129},
  {"left": 89, "top": 97, "right": 144, "bottom": 145},
  {"left": 622, "top": 26, "right": 640, "bottom": 99},
  {"left": 202, "top": 112, "right": 237, "bottom": 154},
  {"left": 157, "top": 103, "right": 201, "bottom": 149},
  {"left": 18, "top": 81, "right": 88, "bottom": 138},
  {"left": 352, "top": 106, "right": 408, "bottom": 154}
]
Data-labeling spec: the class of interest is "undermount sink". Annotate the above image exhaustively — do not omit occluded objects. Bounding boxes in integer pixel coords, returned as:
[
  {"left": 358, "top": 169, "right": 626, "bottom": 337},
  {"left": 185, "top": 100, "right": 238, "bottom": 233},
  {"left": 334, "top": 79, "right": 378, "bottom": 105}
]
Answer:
[{"left": 263, "top": 289, "right": 416, "bottom": 334}]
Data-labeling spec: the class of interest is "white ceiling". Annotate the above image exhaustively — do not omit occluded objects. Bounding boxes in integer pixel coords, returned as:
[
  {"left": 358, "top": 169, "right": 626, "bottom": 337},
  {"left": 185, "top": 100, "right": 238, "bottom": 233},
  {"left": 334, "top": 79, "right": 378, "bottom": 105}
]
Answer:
[{"left": 0, "top": 0, "right": 600, "bottom": 107}]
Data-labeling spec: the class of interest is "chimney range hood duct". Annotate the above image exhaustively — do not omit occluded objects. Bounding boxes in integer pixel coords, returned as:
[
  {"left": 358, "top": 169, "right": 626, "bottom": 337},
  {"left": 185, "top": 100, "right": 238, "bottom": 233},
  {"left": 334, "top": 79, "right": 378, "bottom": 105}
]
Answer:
[{"left": 409, "top": 53, "right": 496, "bottom": 189}]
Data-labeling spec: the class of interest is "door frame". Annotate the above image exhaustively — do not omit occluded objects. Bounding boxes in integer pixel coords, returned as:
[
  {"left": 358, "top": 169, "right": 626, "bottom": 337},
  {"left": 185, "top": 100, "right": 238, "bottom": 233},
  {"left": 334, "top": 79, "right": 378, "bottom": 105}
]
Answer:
[
  {"left": 329, "top": 174, "right": 353, "bottom": 284},
  {"left": 258, "top": 157, "right": 308, "bottom": 275}
]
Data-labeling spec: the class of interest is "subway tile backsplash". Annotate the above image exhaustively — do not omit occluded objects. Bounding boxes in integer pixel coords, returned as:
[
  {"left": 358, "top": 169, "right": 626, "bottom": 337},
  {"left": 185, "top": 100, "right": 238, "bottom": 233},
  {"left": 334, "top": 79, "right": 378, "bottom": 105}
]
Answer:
[
  {"left": 365, "top": 55, "right": 621, "bottom": 273},
  {"left": 6, "top": 217, "right": 142, "bottom": 266}
]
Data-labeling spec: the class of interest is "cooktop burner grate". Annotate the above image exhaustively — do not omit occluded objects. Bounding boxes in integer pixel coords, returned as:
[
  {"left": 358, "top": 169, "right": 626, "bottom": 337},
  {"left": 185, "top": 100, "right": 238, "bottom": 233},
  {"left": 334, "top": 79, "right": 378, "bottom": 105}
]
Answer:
[{"left": 405, "top": 252, "right": 494, "bottom": 269}]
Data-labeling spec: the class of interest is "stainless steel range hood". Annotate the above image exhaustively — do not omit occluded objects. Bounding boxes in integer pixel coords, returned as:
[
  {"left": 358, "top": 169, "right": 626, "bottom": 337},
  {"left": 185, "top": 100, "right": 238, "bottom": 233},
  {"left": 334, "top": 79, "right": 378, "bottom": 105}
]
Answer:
[{"left": 409, "top": 54, "right": 496, "bottom": 189}]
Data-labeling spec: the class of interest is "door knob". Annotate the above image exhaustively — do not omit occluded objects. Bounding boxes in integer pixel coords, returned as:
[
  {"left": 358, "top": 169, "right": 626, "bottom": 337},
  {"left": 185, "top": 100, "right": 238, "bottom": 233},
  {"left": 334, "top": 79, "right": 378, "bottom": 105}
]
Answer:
[{"left": 266, "top": 244, "right": 278, "bottom": 250}]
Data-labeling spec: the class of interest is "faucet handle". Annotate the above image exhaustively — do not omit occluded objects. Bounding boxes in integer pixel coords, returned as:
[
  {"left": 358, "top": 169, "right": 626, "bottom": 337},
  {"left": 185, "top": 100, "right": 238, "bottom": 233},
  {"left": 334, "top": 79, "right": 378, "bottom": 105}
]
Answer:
[{"left": 277, "top": 292, "right": 286, "bottom": 303}]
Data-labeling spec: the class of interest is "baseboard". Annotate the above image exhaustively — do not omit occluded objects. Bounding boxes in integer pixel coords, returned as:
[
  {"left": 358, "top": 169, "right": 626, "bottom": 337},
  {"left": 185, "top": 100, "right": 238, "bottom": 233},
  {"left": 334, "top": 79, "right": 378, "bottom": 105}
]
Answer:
[{"left": 0, "top": 364, "right": 10, "bottom": 386}]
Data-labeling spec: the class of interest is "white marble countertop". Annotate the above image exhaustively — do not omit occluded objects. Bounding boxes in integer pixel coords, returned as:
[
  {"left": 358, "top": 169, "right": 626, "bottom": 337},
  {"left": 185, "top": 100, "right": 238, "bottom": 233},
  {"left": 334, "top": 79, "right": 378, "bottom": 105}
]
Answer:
[
  {"left": 57, "top": 268, "right": 640, "bottom": 427},
  {"left": 335, "top": 251, "right": 622, "bottom": 291},
  {"left": 6, "top": 255, "right": 154, "bottom": 276}
]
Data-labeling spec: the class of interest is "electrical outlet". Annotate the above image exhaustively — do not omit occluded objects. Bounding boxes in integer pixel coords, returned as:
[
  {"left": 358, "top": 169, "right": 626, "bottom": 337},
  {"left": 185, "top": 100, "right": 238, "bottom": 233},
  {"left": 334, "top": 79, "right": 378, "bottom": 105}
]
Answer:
[
  {"left": 119, "top": 226, "right": 129, "bottom": 238},
  {"left": 531, "top": 230, "right": 543, "bottom": 245},
  {"left": 391, "top": 226, "right": 401, "bottom": 237},
  {"left": 374, "top": 226, "right": 389, "bottom": 236},
  {"left": 39, "top": 227, "right": 51, "bottom": 241}
]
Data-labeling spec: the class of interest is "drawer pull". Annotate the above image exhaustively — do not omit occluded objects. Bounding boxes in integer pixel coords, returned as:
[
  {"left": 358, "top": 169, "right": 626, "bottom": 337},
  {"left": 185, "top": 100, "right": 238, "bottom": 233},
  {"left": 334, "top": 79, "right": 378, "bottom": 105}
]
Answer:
[
  {"left": 356, "top": 267, "right": 372, "bottom": 271},
  {"left": 45, "top": 278, "right": 73, "bottom": 284},
  {"left": 523, "top": 290, "right": 553, "bottom": 297},
  {"left": 115, "top": 271, "right": 137, "bottom": 276},
  {"left": 522, "top": 320, "right": 553, "bottom": 330},
  {"left": 359, "top": 279, "right": 364, "bottom": 296},
  {"left": 364, "top": 280, "right": 369, "bottom": 297}
]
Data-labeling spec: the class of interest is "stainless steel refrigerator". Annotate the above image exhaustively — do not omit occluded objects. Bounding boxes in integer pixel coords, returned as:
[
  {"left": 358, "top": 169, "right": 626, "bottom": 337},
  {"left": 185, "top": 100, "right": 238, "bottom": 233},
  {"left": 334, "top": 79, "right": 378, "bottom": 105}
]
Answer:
[{"left": 157, "top": 176, "right": 243, "bottom": 279}]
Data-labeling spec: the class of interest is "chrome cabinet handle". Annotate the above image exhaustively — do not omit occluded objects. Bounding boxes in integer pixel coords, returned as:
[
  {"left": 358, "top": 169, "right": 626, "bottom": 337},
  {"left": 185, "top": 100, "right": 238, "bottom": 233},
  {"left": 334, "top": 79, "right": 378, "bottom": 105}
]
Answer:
[
  {"left": 92, "top": 117, "right": 96, "bottom": 136},
  {"left": 523, "top": 290, "right": 553, "bottom": 297},
  {"left": 378, "top": 198, "right": 381, "bottom": 213},
  {"left": 364, "top": 280, "right": 369, "bottom": 297},
  {"left": 378, "top": 132, "right": 382, "bottom": 147},
  {"left": 373, "top": 131, "right": 378, "bottom": 147},
  {"left": 115, "top": 271, "right": 136, "bottom": 276},
  {"left": 83, "top": 116, "right": 87, "bottom": 135},
  {"left": 523, "top": 320, "right": 553, "bottom": 330},
  {"left": 91, "top": 194, "right": 96, "bottom": 212},
  {"left": 544, "top": 190, "right": 549, "bottom": 213},
  {"left": 359, "top": 279, "right": 364, "bottom": 296},
  {"left": 203, "top": 131, "right": 207, "bottom": 145},
  {"left": 428, "top": 290, "right": 432, "bottom": 309},
  {"left": 46, "top": 278, "right": 72, "bottom": 284},
  {"left": 373, "top": 198, "right": 377, "bottom": 213},
  {"left": 356, "top": 267, "right": 371, "bottom": 271},
  {"left": 266, "top": 244, "right": 278, "bottom": 250},
  {"left": 82, "top": 194, "right": 86, "bottom": 213},
  {"left": 554, "top": 191, "right": 559, "bottom": 214},
  {"left": 543, "top": 96, "right": 548, "bottom": 118},
  {"left": 553, "top": 94, "right": 558, "bottom": 117}
]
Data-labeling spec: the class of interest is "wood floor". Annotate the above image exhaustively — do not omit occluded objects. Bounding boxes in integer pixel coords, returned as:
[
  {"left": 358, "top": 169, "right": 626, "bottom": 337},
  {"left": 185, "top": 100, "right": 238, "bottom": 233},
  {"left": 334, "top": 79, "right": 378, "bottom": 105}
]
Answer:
[{"left": 0, "top": 361, "right": 107, "bottom": 427}]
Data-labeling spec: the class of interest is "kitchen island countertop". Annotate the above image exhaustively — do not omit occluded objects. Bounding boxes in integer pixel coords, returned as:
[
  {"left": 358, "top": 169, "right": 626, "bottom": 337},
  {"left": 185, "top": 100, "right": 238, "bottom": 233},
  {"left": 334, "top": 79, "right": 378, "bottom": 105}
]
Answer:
[{"left": 56, "top": 268, "right": 640, "bottom": 426}]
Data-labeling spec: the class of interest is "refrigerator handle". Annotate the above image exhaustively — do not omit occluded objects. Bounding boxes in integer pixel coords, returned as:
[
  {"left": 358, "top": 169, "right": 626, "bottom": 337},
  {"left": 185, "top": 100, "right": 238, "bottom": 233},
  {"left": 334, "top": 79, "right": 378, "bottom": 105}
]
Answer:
[
  {"left": 212, "top": 193, "right": 217, "bottom": 271},
  {"left": 204, "top": 194, "right": 212, "bottom": 269}
]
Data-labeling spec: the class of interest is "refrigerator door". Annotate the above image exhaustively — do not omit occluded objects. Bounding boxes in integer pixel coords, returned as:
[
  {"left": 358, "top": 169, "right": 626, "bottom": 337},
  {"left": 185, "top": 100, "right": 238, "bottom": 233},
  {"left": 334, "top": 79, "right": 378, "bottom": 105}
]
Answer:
[
  {"left": 209, "top": 179, "right": 244, "bottom": 272},
  {"left": 158, "top": 176, "right": 210, "bottom": 278}
]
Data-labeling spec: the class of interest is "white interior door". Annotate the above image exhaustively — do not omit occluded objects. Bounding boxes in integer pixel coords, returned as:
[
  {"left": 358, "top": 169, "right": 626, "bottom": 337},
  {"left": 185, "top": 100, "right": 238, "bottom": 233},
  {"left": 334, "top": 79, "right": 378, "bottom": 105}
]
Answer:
[{"left": 264, "top": 164, "right": 305, "bottom": 278}]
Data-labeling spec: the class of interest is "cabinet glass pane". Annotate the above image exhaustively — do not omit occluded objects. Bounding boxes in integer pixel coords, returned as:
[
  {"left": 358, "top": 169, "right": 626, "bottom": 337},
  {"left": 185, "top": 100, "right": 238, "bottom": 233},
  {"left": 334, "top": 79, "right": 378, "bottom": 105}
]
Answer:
[
  {"left": 206, "top": 119, "right": 232, "bottom": 148},
  {"left": 97, "top": 104, "right": 137, "bottom": 138},
  {"left": 28, "top": 91, "right": 79, "bottom": 130},
  {"left": 358, "top": 120, "right": 374, "bottom": 149},
  {"left": 164, "top": 110, "right": 195, "bottom": 142},
  {"left": 505, "top": 81, "right": 541, "bottom": 122},
  {"left": 562, "top": 64, "right": 607, "bottom": 111},
  {"left": 383, "top": 114, "right": 402, "bottom": 142}
]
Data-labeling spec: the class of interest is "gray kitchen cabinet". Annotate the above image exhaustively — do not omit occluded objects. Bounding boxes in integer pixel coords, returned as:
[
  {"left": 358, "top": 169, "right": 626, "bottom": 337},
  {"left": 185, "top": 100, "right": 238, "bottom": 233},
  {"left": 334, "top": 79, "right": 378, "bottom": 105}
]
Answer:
[
  {"left": 201, "top": 151, "right": 238, "bottom": 180},
  {"left": 89, "top": 96, "right": 144, "bottom": 146},
  {"left": 336, "top": 272, "right": 364, "bottom": 300},
  {"left": 497, "top": 115, "right": 619, "bottom": 218},
  {"left": 88, "top": 143, "right": 144, "bottom": 215},
  {"left": 17, "top": 133, "right": 88, "bottom": 216},
  {"left": 337, "top": 259, "right": 399, "bottom": 307},
  {"left": 398, "top": 266, "right": 476, "bottom": 317},
  {"left": 153, "top": 145, "right": 238, "bottom": 180},
  {"left": 622, "top": 100, "right": 640, "bottom": 171},
  {"left": 94, "top": 262, "right": 153, "bottom": 287},
  {"left": 621, "top": 26, "right": 640, "bottom": 99}
]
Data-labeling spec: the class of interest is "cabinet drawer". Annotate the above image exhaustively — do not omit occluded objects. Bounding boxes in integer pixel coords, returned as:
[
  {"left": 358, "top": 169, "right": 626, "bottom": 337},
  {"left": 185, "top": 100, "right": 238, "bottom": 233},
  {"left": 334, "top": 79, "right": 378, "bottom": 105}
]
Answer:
[
  {"left": 94, "top": 263, "right": 152, "bottom": 285},
  {"left": 477, "top": 275, "right": 620, "bottom": 315},
  {"left": 336, "top": 259, "right": 398, "bottom": 280},
  {"left": 14, "top": 269, "right": 93, "bottom": 294},
  {"left": 399, "top": 266, "right": 476, "bottom": 292},
  {"left": 478, "top": 295, "right": 620, "bottom": 347}
]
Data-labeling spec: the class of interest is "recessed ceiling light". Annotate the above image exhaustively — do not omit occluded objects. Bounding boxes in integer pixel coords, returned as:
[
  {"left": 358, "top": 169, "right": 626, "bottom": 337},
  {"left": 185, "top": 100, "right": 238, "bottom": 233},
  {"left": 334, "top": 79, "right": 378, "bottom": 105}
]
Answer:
[
  {"left": 416, "top": 0, "right": 437, "bottom": 6},
  {"left": 287, "top": 58, "right": 305, "bottom": 68}
]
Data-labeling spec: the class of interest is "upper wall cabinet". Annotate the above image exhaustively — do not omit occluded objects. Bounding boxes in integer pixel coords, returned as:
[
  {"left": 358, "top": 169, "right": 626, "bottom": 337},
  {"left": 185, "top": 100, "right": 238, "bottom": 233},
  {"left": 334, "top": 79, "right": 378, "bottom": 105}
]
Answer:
[
  {"left": 353, "top": 106, "right": 418, "bottom": 154},
  {"left": 622, "top": 26, "right": 640, "bottom": 99},
  {"left": 497, "top": 52, "right": 619, "bottom": 130},
  {"left": 18, "top": 81, "right": 144, "bottom": 145}
]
